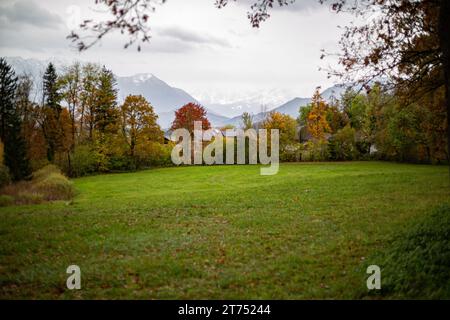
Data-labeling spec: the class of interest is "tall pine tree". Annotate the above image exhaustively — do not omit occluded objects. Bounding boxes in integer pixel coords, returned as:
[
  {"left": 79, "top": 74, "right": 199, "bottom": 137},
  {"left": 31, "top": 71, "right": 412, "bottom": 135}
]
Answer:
[
  {"left": 43, "top": 63, "right": 61, "bottom": 113},
  {"left": 42, "top": 63, "right": 62, "bottom": 162},
  {"left": 0, "top": 58, "right": 31, "bottom": 181},
  {"left": 95, "top": 66, "right": 118, "bottom": 134}
]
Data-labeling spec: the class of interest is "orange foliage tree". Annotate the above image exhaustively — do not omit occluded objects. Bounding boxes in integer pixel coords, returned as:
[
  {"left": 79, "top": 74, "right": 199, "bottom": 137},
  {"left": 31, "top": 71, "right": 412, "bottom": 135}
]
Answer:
[
  {"left": 307, "top": 88, "right": 331, "bottom": 141},
  {"left": 170, "top": 103, "right": 211, "bottom": 134}
]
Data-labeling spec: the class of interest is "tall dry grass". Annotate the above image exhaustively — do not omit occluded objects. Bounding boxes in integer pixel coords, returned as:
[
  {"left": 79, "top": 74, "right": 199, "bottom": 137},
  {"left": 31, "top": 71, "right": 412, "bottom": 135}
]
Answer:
[{"left": 0, "top": 165, "right": 74, "bottom": 206}]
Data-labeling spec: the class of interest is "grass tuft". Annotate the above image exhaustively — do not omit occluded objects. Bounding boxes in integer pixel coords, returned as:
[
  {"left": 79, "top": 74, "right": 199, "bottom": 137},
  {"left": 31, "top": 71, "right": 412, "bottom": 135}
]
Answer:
[
  {"left": 32, "top": 164, "right": 61, "bottom": 181},
  {"left": 0, "top": 165, "right": 74, "bottom": 206},
  {"left": 31, "top": 172, "right": 74, "bottom": 201},
  {"left": 0, "top": 194, "right": 14, "bottom": 207}
]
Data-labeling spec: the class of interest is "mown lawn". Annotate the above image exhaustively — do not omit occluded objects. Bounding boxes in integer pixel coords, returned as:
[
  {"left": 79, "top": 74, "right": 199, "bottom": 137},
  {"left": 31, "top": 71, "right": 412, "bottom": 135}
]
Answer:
[{"left": 0, "top": 162, "right": 448, "bottom": 299}]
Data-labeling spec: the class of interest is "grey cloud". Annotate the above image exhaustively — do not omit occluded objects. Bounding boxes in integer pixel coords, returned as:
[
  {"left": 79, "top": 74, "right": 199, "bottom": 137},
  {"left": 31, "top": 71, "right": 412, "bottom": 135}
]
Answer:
[
  {"left": 157, "top": 26, "right": 231, "bottom": 48},
  {"left": 0, "top": 28, "right": 195, "bottom": 55},
  {"left": 144, "top": 37, "right": 196, "bottom": 53},
  {"left": 0, "top": 0, "right": 63, "bottom": 30},
  {"left": 0, "top": 28, "right": 63, "bottom": 52}
]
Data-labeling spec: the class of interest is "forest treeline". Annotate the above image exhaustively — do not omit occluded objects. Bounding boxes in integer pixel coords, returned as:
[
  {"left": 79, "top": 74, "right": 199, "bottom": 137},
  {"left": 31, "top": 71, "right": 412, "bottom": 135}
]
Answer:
[
  {"left": 270, "top": 85, "right": 447, "bottom": 163},
  {"left": 0, "top": 58, "right": 171, "bottom": 185},
  {"left": 0, "top": 57, "right": 448, "bottom": 187}
]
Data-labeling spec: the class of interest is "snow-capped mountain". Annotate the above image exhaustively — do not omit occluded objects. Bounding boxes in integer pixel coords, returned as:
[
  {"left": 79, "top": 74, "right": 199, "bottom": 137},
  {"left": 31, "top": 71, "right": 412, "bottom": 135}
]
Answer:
[
  {"left": 221, "top": 85, "right": 350, "bottom": 127},
  {"left": 4, "top": 57, "right": 67, "bottom": 102},
  {"left": 4, "top": 56, "right": 355, "bottom": 129},
  {"left": 193, "top": 88, "right": 296, "bottom": 118},
  {"left": 5, "top": 57, "right": 66, "bottom": 79},
  {"left": 116, "top": 74, "right": 197, "bottom": 114},
  {"left": 117, "top": 74, "right": 231, "bottom": 128},
  {"left": 274, "top": 97, "right": 312, "bottom": 116},
  {"left": 4, "top": 57, "right": 228, "bottom": 128},
  {"left": 320, "top": 84, "right": 350, "bottom": 101}
]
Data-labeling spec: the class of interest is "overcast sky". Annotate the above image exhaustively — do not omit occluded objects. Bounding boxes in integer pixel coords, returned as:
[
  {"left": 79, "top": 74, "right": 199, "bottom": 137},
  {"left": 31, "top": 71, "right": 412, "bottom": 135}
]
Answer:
[{"left": 0, "top": 0, "right": 353, "bottom": 103}]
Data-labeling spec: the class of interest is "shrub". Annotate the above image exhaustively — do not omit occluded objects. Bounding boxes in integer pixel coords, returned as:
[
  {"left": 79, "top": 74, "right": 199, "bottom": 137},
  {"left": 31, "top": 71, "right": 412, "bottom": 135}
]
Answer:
[
  {"left": 15, "top": 192, "right": 45, "bottom": 205},
  {"left": 133, "top": 142, "right": 174, "bottom": 169},
  {"left": 328, "top": 125, "right": 359, "bottom": 160},
  {"left": 31, "top": 172, "right": 74, "bottom": 201},
  {"left": 0, "top": 164, "right": 74, "bottom": 205},
  {"left": 70, "top": 145, "right": 98, "bottom": 177},
  {"left": 362, "top": 203, "right": 450, "bottom": 299},
  {"left": 0, "top": 180, "right": 29, "bottom": 199},
  {"left": 32, "top": 164, "right": 61, "bottom": 181},
  {"left": 0, "top": 194, "right": 14, "bottom": 207},
  {"left": 301, "top": 140, "right": 329, "bottom": 161},
  {"left": 148, "top": 143, "right": 174, "bottom": 167},
  {"left": 280, "top": 143, "right": 302, "bottom": 162},
  {"left": 30, "top": 158, "right": 50, "bottom": 173},
  {"left": 108, "top": 154, "right": 135, "bottom": 171}
]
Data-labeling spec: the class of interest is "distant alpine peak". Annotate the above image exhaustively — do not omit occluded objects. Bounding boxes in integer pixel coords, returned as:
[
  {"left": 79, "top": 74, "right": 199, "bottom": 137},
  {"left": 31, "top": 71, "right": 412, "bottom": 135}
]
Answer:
[{"left": 129, "top": 73, "right": 154, "bottom": 83}]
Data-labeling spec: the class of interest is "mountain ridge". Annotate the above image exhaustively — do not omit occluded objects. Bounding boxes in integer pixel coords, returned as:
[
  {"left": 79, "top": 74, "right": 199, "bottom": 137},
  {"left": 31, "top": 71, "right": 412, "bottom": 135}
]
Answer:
[{"left": 4, "top": 56, "right": 351, "bottom": 129}]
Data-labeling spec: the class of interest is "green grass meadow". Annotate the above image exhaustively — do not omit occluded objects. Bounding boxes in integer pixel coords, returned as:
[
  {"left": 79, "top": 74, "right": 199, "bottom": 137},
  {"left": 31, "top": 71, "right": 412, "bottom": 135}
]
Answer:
[{"left": 0, "top": 162, "right": 449, "bottom": 299}]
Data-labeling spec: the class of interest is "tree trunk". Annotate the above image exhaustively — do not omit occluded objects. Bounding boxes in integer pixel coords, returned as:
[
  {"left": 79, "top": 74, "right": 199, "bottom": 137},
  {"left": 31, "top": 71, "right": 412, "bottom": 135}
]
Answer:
[
  {"left": 71, "top": 106, "right": 76, "bottom": 151},
  {"left": 79, "top": 104, "right": 85, "bottom": 141},
  {"left": 67, "top": 151, "right": 72, "bottom": 177},
  {"left": 438, "top": 0, "right": 450, "bottom": 168}
]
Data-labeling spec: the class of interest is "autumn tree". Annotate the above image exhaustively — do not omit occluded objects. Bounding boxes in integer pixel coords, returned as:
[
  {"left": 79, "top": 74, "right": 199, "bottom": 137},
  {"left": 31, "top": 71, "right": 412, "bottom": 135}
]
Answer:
[
  {"left": 328, "top": 125, "right": 358, "bottom": 160},
  {"left": 60, "top": 63, "right": 83, "bottom": 175},
  {"left": 319, "top": 0, "right": 450, "bottom": 161},
  {"left": 121, "top": 95, "right": 163, "bottom": 163},
  {"left": 262, "top": 111, "right": 297, "bottom": 147},
  {"left": 326, "top": 99, "right": 348, "bottom": 134},
  {"left": 79, "top": 63, "right": 101, "bottom": 141},
  {"left": 297, "top": 104, "right": 312, "bottom": 127},
  {"left": 171, "top": 103, "right": 211, "bottom": 134},
  {"left": 69, "top": 0, "right": 450, "bottom": 161},
  {"left": 241, "top": 112, "right": 254, "bottom": 130},
  {"left": 15, "top": 77, "right": 47, "bottom": 168},
  {"left": 419, "top": 88, "right": 448, "bottom": 162},
  {"left": 60, "top": 62, "right": 82, "bottom": 148},
  {"left": 306, "top": 88, "right": 331, "bottom": 141},
  {"left": 15, "top": 75, "right": 35, "bottom": 143},
  {"left": 54, "top": 107, "right": 75, "bottom": 172}
]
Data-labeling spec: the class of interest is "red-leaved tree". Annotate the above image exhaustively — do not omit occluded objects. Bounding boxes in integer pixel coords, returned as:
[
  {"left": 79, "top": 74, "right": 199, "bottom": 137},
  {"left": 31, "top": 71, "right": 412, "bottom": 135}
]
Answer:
[{"left": 170, "top": 103, "right": 211, "bottom": 134}]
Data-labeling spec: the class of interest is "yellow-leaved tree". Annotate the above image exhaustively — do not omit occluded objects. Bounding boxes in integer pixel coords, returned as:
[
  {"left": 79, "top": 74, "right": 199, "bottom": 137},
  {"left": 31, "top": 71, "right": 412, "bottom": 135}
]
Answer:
[
  {"left": 262, "top": 111, "right": 299, "bottom": 161},
  {"left": 307, "top": 88, "right": 331, "bottom": 141},
  {"left": 120, "top": 95, "right": 164, "bottom": 167}
]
